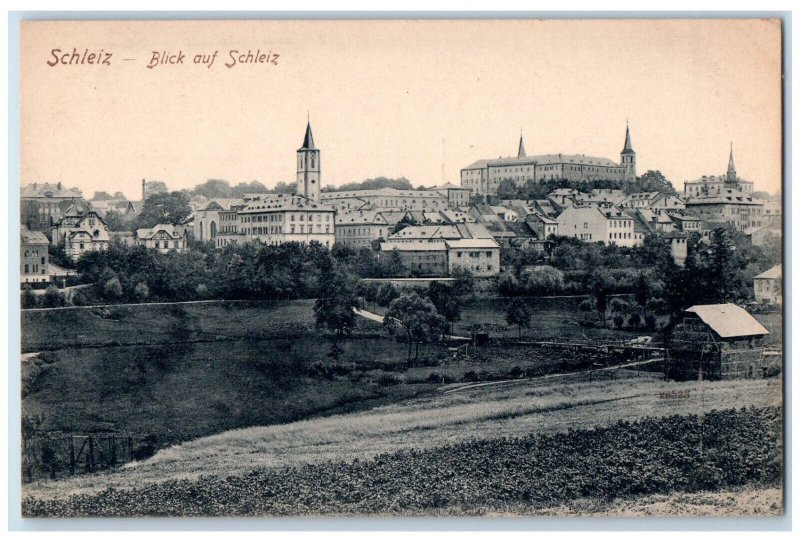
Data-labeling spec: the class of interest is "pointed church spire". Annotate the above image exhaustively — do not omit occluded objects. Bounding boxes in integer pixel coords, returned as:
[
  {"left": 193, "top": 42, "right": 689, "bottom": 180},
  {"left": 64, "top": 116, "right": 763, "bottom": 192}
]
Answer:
[
  {"left": 726, "top": 142, "right": 737, "bottom": 182},
  {"left": 300, "top": 119, "right": 316, "bottom": 150},
  {"left": 517, "top": 130, "right": 526, "bottom": 158},
  {"left": 621, "top": 121, "right": 634, "bottom": 154}
]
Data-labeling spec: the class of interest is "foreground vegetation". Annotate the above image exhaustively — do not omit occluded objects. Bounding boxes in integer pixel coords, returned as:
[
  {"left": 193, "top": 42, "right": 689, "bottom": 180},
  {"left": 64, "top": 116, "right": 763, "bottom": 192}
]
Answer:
[{"left": 22, "top": 406, "right": 782, "bottom": 517}]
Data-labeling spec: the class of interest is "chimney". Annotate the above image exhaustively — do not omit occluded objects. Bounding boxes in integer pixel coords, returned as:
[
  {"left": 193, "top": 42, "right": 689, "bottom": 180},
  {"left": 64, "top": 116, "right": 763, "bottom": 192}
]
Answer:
[{"left": 57, "top": 181, "right": 62, "bottom": 190}]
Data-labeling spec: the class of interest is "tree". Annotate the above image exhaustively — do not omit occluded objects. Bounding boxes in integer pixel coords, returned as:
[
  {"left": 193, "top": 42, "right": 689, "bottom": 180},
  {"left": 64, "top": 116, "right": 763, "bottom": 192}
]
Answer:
[
  {"left": 103, "top": 210, "right": 128, "bottom": 232},
  {"left": 427, "top": 281, "right": 462, "bottom": 336},
  {"left": 376, "top": 283, "right": 399, "bottom": 307},
  {"left": 332, "top": 177, "right": 414, "bottom": 192},
  {"left": 451, "top": 267, "right": 476, "bottom": 299},
  {"left": 505, "top": 298, "right": 532, "bottom": 338},
  {"left": 384, "top": 292, "right": 446, "bottom": 362},
  {"left": 632, "top": 170, "right": 679, "bottom": 196},
  {"left": 314, "top": 258, "right": 360, "bottom": 338},
  {"left": 92, "top": 191, "right": 113, "bottom": 201},
  {"left": 48, "top": 241, "right": 73, "bottom": 269},
  {"left": 590, "top": 269, "right": 614, "bottom": 326},
  {"left": 191, "top": 179, "right": 233, "bottom": 199},
  {"left": 144, "top": 180, "right": 169, "bottom": 195},
  {"left": 496, "top": 179, "right": 518, "bottom": 200},
  {"left": 634, "top": 272, "right": 653, "bottom": 319},
  {"left": 134, "top": 191, "right": 191, "bottom": 229},
  {"left": 383, "top": 249, "right": 406, "bottom": 277}
]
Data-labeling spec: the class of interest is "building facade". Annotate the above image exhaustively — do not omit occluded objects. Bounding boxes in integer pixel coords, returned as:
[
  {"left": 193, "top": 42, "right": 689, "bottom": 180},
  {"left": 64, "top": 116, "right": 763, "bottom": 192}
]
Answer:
[
  {"left": 555, "top": 205, "right": 637, "bottom": 247},
  {"left": 321, "top": 188, "right": 449, "bottom": 213},
  {"left": 21, "top": 230, "right": 50, "bottom": 284},
  {"left": 135, "top": 224, "right": 190, "bottom": 253},
  {"left": 21, "top": 182, "right": 82, "bottom": 232},
  {"left": 238, "top": 193, "right": 336, "bottom": 248},
  {"left": 334, "top": 209, "right": 392, "bottom": 248},
  {"left": 753, "top": 265, "right": 782, "bottom": 305},
  {"left": 51, "top": 202, "right": 110, "bottom": 261},
  {"left": 684, "top": 190, "right": 764, "bottom": 232},
  {"left": 380, "top": 222, "right": 500, "bottom": 277},
  {"left": 193, "top": 198, "right": 244, "bottom": 243}
]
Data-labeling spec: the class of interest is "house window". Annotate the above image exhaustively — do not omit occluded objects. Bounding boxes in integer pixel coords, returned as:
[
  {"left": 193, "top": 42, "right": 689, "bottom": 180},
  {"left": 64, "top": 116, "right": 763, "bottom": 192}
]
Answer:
[
  {"left": 24, "top": 264, "right": 29, "bottom": 273},
  {"left": 41, "top": 257, "right": 45, "bottom": 265}
]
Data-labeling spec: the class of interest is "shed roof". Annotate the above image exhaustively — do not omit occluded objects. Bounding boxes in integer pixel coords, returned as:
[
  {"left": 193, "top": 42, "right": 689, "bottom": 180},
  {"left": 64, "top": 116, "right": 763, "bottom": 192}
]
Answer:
[{"left": 685, "top": 303, "right": 769, "bottom": 338}]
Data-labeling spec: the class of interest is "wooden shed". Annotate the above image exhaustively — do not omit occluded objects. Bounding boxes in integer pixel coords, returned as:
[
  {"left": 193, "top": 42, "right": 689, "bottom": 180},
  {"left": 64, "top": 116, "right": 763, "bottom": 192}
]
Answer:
[{"left": 665, "top": 303, "right": 771, "bottom": 380}]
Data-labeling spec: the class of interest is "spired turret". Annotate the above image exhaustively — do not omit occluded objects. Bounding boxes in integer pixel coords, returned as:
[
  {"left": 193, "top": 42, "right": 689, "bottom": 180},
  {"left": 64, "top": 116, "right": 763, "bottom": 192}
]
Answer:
[
  {"left": 726, "top": 142, "right": 738, "bottom": 183},
  {"left": 297, "top": 120, "right": 321, "bottom": 203},
  {"left": 620, "top": 122, "right": 636, "bottom": 181}
]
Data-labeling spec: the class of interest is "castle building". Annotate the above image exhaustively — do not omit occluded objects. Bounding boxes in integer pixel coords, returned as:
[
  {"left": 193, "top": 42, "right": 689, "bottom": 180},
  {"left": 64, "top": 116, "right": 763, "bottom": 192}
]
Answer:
[
  {"left": 683, "top": 144, "right": 754, "bottom": 197},
  {"left": 460, "top": 124, "right": 637, "bottom": 195},
  {"left": 683, "top": 145, "right": 763, "bottom": 232}
]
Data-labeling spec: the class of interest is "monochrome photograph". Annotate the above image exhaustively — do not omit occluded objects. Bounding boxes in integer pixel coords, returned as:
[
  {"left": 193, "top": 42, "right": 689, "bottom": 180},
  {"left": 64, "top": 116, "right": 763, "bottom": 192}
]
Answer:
[{"left": 16, "top": 17, "right": 784, "bottom": 519}]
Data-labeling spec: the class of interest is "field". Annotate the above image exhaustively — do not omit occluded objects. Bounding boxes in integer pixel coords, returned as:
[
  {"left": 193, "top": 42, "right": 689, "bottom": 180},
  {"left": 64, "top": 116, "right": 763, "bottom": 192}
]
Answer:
[
  {"left": 21, "top": 298, "right": 784, "bottom": 516},
  {"left": 23, "top": 406, "right": 782, "bottom": 517},
  {"left": 23, "top": 370, "right": 782, "bottom": 502},
  {"left": 22, "top": 298, "right": 667, "bottom": 482}
]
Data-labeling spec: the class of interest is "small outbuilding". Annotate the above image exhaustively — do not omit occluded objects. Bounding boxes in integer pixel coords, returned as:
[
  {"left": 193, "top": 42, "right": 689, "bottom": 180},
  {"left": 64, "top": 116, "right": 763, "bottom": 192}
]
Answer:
[{"left": 666, "top": 303, "right": 771, "bottom": 380}]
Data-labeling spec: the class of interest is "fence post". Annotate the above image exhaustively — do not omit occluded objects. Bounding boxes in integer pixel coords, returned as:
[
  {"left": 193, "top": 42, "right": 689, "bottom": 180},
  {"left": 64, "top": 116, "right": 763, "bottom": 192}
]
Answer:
[
  {"left": 88, "top": 436, "right": 95, "bottom": 472},
  {"left": 69, "top": 437, "right": 75, "bottom": 476}
]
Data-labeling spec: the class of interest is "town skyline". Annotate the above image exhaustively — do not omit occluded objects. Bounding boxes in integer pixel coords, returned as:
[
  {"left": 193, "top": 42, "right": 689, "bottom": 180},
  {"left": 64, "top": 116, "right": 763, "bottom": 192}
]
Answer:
[{"left": 21, "top": 19, "right": 782, "bottom": 200}]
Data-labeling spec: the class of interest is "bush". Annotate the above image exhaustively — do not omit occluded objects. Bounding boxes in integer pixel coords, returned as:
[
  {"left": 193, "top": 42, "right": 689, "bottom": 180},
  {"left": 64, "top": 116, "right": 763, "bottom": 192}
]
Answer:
[
  {"left": 41, "top": 285, "right": 65, "bottom": 308},
  {"left": 612, "top": 313, "right": 625, "bottom": 329},
  {"left": 134, "top": 282, "right": 150, "bottom": 301},
  {"left": 376, "top": 373, "right": 400, "bottom": 387},
  {"left": 609, "top": 298, "right": 629, "bottom": 313},
  {"left": 426, "top": 372, "right": 455, "bottom": 384},
  {"left": 627, "top": 313, "right": 642, "bottom": 329},
  {"left": 521, "top": 266, "right": 565, "bottom": 296},
  {"left": 21, "top": 286, "right": 38, "bottom": 309},
  {"left": 644, "top": 314, "right": 657, "bottom": 331},
  {"left": 103, "top": 278, "right": 123, "bottom": 301}
]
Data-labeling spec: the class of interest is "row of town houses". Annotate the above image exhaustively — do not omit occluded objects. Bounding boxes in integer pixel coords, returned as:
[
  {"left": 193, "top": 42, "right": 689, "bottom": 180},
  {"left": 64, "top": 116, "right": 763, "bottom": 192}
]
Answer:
[{"left": 21, "top": 122, "right": 781, "bottom": 284}]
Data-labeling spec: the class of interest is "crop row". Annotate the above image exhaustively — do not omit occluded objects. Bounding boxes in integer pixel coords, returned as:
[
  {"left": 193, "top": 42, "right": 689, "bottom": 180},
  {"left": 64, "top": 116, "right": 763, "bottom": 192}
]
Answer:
[{"left": 23, "top": 406, "right": 782, "bottom": 517}]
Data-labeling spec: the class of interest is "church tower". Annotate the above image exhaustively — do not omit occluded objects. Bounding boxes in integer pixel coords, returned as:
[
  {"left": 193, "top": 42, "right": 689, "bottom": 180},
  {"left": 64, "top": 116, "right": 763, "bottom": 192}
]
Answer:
[
  {"left": 620, "top": 122, "right": 636, "bottom": 181},
  {"left": 726, "top": 142, "right": 738, "bottom": 184},
  {"left": 297, "top": 120, "right": 320, "bottom": 203},
  {"left": 517, "top": 131, "right": 527, "bottom": 159}
]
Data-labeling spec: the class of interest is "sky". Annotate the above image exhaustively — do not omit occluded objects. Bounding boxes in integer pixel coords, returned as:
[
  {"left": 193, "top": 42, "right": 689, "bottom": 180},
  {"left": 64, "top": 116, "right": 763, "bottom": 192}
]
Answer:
[{"left": 20, "top": 19, "right": 783, "bottom": 200}]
